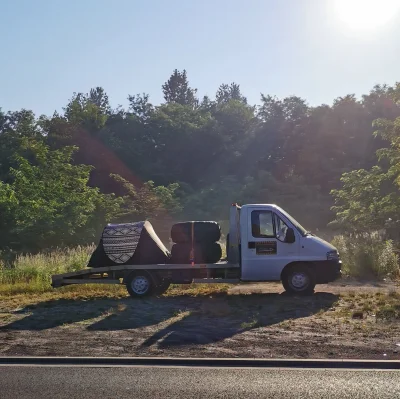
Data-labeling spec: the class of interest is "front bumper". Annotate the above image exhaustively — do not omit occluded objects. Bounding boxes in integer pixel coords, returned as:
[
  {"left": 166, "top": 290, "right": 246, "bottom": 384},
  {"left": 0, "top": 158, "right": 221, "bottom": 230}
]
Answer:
[{"left": 314, "top": 260, "right": 342, "bottom": 284}]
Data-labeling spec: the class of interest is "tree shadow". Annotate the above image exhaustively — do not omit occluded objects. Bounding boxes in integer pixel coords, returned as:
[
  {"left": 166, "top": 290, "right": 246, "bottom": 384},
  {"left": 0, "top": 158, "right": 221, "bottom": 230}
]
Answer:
[
  {"left": 0, "top": 297, "right": 134, "bottom": 331},
  {"left": 1, "top": 292, "right": 337, "bottom": 349},
  {"left": 140, "top": 292, "right": 338, "bottom": 348}
]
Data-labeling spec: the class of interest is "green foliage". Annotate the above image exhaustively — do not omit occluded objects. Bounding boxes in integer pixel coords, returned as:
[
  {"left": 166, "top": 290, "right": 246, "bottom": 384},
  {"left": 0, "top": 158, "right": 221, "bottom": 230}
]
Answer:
[
  {"left": 182, "top": 172, "right": 332, "bottom": 229},
  {"left": 331, "top": 113, "right": 400, "bottom": 233},
  {"left": 216, "top": 83, "right": 247, "bottom": 104},
  {"left": 64, "top": 90, "right": 109, "bottom": 132},
  {"left": 0, "top": 139, "right": 123, "bottom": 251},
  {"left": 111, "top": 174, "right": 182, "bottom": 219},
  {"left": 3, "top": 72, "right": 400, "bottom": 256},
  {"left": 0, "top": 245, "right": 94, "bottom": 285},
  {"left": 332, "top": 234, "right": 399, "bottom": 278},
  {"left": 330, "top": 167, "right": 396, "bottom": 232},
  {"left": 0, "top": 245, "right": 95, "bottom": 294},
  {"left": 162, "top": 69, "right": 198, "bottom": 107}
]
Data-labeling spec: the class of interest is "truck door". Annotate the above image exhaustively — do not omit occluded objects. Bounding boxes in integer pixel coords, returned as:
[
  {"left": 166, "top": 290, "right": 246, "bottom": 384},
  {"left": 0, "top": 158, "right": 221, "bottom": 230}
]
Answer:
[{"left": 241, "top": 208, "right": 299, "bottom": 281}]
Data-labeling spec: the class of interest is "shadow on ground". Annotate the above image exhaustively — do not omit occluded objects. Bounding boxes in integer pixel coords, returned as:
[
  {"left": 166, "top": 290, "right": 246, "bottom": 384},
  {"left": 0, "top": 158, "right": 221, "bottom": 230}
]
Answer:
[
  {"left": 140, "top": 293, "right": 338, "bottom": 348},
  {"left": 1, "top": 292, "right": 337, "bottom": 347}
]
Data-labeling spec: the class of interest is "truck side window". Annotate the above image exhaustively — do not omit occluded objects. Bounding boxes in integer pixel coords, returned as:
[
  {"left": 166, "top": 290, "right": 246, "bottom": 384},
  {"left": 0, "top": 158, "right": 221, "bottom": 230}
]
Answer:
[
  {"left": 251, "top": 211, "right": 275, "bottom": 238},
  {"left": 274, "top": 214, "right": 289, "bottom": 242}
]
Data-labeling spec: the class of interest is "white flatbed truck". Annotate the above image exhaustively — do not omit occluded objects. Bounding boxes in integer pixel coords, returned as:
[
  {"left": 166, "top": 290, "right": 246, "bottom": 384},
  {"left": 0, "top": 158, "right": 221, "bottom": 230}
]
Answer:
[{"left": 52, "top": 204, "right": 341, "bottom": 296}]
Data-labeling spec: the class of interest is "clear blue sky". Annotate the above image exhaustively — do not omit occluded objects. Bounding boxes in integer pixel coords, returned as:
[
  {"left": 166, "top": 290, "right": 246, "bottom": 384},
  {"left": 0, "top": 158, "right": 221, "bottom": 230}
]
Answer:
[{"left": 1, "top": 0, "right": 400, "bottom": 116}]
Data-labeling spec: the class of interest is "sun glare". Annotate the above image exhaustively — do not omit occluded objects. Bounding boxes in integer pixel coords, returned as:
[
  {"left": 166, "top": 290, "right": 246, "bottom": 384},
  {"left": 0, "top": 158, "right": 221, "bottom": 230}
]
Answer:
[{"left": 334, "top": 0, "right": 400, "bottom": 31}]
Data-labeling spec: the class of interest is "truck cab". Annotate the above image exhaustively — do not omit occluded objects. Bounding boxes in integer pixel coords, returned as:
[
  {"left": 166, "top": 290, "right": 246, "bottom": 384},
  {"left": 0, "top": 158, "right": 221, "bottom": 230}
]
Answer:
[{"left": 228, "top": 204, "right": 341, "bottom": 294}]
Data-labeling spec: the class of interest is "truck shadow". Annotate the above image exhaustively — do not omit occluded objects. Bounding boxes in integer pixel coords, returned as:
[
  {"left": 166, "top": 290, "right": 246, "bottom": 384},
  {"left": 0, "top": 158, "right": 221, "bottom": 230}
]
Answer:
[{"left": 1, "top": 292, "right": 338, "bottom": 348}]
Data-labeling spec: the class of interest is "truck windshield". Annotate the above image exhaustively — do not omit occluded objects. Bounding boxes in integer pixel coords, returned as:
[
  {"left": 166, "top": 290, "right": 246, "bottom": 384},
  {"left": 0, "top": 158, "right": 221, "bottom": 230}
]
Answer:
[{"left": 277, "top": 207, "right": 308, "bottom": 236}]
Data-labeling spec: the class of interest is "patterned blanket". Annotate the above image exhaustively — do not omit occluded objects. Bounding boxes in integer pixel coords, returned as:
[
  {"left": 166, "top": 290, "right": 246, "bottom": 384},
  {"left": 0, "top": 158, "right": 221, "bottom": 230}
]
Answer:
[{"left": 102, "top": 221, "right": 145, "bottom": 264}]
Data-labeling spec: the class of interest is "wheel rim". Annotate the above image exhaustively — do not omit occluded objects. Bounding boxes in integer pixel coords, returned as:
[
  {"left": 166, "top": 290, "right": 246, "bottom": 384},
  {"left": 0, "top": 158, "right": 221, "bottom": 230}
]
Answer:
[
  {"left": 131, "top": 276, "right": 150, "bottom": 295},
  {"left": 290, "top": 272, "right": 309, "bottom": 290}
]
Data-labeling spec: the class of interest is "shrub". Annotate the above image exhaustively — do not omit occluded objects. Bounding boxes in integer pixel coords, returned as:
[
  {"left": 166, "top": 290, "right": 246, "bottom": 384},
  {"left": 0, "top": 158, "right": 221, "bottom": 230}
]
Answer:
[{"left": 332, "top": 234, "right": 399, "bottom": 278}]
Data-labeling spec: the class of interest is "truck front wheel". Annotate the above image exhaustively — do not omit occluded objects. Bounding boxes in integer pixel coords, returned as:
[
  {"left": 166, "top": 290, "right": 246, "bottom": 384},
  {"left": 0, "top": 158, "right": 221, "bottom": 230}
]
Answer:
[
  {"left": 282, "top": 265, "right": 315, "bottom": 296},
  {"left": 126, "top": 272, "right": 154, "bottom": 298}
]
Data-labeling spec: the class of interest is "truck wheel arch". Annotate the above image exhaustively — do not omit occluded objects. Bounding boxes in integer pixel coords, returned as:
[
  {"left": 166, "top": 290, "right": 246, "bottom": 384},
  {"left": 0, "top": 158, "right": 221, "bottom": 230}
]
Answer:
[{"left": 123, "top": 269, "right": 156, "bottom": 284}]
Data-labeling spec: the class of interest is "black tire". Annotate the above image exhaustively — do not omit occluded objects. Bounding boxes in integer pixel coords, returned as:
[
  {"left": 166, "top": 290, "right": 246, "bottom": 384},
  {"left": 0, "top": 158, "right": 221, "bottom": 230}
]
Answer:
[
  {"left": 125, "top": 271, "right": 154, "bottom": 298},
  {"left": 171, "top": 221, "right": 221, "bottom": 243},
  {"left": 154, "top": 280, "right": 171, "bottom": 296},
  {"left": 170, "top": 242, "right": 222, "bottom": 264},
  {"left": 282, "top": 264, "right": 316, "bottom": 296}
]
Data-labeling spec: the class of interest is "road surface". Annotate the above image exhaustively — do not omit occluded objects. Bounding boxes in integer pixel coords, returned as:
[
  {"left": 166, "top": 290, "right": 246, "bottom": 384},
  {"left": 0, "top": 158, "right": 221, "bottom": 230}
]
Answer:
[{"left": 1, "top": 365, "right": 400, "bottom": 398}]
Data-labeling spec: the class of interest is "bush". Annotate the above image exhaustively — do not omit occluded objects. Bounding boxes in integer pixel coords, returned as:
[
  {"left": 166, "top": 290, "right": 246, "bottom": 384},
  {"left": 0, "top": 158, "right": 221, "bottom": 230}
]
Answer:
[{"left": 332, "top": 234, "right": 399, "bottom": 278}]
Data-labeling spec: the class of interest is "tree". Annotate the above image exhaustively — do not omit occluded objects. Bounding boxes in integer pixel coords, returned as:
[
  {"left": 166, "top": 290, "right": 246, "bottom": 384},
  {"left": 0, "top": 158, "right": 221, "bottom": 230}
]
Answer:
[
  {"left": 162, "top": 69, "right": 198, "bottom": 107},
  {"left": 0, "top": 139, "right": 122, "bottom": 251},
  {"left": 253, "top": 95, "right": 309, "bottom": 179},
  {"left": 216, "top": 83, "right": 247, "bottom": 104},
  {"left": 127, "top": 93, "right": 154, "bottom": 121},
  {"left": 111, "top": 174, "right": 181, "bottom": 219},
  {"left": 4, "top": 73, "right": 400, "bottom": 255},
  {"left": 0, "top": 110, "right": 45, "bottom": 184},
  {"left": 63, "top": 89, "right": 109, "bottom": 133},
  {"left": 88, "top": 87, "right": 111, "bottom": 114},
  {"left": 330, "top": 166, "right": 394, "bottom": 232},
  {"left": 0, "top": 109, "right": 41, "bottom": 137},
  {"left": 143, "top": 102, "right": 215, "bottom": 185},
  {"left": 331, "top": 98, "right": 400, "bottom": 234}
]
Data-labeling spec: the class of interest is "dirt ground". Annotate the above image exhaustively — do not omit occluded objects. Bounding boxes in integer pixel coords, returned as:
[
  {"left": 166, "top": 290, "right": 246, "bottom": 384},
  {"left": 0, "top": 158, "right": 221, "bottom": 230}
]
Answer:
[{"left": 1, "top": 280, "right": 400, "bottom": 360}]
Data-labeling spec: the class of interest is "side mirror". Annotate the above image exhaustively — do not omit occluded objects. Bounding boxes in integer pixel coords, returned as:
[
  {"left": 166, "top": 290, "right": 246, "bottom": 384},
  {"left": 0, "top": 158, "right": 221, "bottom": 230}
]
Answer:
[{"left": 285, "top": 228, "right": 295, "bottom": 243}]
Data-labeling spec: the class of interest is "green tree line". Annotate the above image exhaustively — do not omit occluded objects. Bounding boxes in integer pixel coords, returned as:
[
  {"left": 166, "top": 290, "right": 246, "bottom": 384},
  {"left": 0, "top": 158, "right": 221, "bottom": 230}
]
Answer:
[{"left": 1, "top": 69, "right": 400, "bottom": 253}]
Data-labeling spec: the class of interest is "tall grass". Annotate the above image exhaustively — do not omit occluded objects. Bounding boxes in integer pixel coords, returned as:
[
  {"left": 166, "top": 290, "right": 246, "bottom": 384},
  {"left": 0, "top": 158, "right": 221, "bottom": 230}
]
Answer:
[
  {"left": 332, "top": 234, "right": 399, "bottom": 279},
  {"left": 0, "top": 245, "right": 94, "bottom": 294}
]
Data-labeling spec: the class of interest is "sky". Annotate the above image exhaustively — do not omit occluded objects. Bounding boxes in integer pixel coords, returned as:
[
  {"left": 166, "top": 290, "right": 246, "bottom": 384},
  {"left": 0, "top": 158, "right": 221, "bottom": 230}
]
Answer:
[{"left": 1, "top": 0, "right": 400, "bottom": 116}]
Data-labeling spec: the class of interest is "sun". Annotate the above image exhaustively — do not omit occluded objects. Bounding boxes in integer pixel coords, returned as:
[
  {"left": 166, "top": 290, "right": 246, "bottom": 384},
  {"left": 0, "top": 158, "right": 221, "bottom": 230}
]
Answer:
[{"left": 334, "top": 0, "right": 400, "bottom": 31}]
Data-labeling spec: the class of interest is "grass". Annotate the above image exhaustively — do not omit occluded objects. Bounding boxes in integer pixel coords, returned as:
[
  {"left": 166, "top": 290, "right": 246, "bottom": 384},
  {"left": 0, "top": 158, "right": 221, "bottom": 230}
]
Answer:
[
  {"left": 0, "top": 245, "right": 232, "bottom": 305},
  {"left": 334, "top": 291, "right": 400, "bottom": 321},
  {"left": 0, "top": 283, "right": 232, "bottom": 311},
  {"left": 1, "top": 245, "right": 400, "bottom": 325},
  {"left": 0, "top": 245, "right": 231, "bottom": 310},
  {"left": 166, "top": 283, "right": 231, "bottom": 297},
  {"left": 241, "top": 318, "right": 260, "bottom": 329},
  {"left": 0, "top": 245, "right": 95, "bottom": 293}
]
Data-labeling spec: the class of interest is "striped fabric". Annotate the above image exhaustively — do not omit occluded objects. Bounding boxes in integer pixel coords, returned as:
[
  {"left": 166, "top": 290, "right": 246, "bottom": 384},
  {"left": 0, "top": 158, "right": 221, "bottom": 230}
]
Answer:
[{"left": 102, "top": 222, "right": 144, "bottom": 264}]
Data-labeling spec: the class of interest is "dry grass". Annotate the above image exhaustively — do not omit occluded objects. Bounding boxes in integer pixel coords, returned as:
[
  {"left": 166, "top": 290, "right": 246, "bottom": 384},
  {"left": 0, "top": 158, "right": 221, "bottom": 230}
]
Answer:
[
  {"left": 0, "top": 243, "right": 232, "bottom": 310},
  {"left": 0, "top": 282, "right": 232, "bottom": 311},
  {"left": 166, "top": 283, "right": 231, "bottom": 297},
  {"left": 0, "top": 245, "right": 231, "bottom": 306},
  {"left": 0, "top": 245, "right": 95, "bottom": 290},
  {"left": 1, "top": 246, "right": 399, "bottom": 324},
  {"left": 334, "top": 291, "right": 400, "bottom": 321},
  {"left": 0, "top": 285, "right": 128, "bottom": 310}
]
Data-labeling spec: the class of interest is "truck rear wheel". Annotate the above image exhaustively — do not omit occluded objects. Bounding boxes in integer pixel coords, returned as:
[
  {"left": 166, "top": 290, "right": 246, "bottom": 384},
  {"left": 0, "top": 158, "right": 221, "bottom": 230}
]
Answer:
[
  {"left": 126, "top": 272, "right": 154, "bottom": 298},
  {"left": 282, "top": 264, "right": 315, "bottom": 296},
  {"left": 154, "top": 279, "right": 171, "bottom": 296}
]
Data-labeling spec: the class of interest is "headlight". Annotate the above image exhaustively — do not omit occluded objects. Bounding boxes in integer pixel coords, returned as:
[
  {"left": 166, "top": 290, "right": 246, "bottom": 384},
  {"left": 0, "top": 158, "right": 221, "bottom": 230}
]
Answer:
[{"left": 327, "top": 250, "right": 339, "bottom": 261}]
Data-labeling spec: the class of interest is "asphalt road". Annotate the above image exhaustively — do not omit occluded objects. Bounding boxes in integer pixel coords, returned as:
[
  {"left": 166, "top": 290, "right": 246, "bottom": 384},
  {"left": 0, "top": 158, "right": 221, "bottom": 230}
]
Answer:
[{"left": 1, "top": 366, "right": 400, "bottom": 398}]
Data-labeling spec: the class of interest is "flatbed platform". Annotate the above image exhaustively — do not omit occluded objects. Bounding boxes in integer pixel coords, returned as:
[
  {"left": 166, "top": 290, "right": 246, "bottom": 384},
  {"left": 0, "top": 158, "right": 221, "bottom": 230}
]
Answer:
[{"left": 51, "top": 262, "right": 240, "bottom": 289}]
